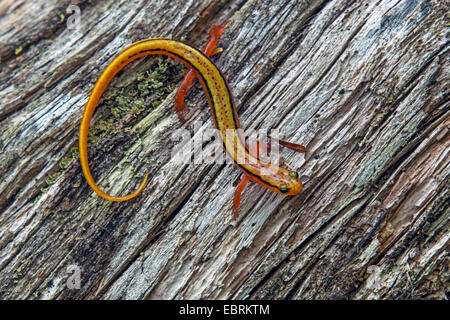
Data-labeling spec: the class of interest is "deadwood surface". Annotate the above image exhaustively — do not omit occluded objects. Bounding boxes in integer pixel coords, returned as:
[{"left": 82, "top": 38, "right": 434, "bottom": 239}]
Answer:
[{"left": 0, "top": 0, "right": 448, "bottom": 300}]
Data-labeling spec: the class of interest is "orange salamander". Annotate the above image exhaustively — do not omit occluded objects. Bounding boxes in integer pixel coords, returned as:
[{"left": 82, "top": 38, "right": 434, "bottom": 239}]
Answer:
[{"left": 79, "top": 22, "right": 306, "bottom": 218}]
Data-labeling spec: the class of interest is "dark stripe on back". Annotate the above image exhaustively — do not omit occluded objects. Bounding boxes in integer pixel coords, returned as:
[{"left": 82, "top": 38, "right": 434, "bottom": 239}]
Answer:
[{"left": 127, "top": 41, "right": 279, "bottom": 190}]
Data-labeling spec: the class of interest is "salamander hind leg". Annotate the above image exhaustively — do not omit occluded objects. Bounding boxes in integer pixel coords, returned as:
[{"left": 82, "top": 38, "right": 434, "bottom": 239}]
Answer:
[{"left": 173, "top": 22, "right": 228, "bottom": 122}]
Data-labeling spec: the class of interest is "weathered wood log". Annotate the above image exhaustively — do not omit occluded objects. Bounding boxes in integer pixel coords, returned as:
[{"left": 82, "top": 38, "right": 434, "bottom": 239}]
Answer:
[{"left": 0, "top": 0, "right": 448, "bottom": 300}]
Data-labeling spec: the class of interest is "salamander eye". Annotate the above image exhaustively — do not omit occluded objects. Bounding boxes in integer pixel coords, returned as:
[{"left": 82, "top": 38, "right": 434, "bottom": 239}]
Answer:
[
  {"left": 279, "top": 186, "right": 289, "bottom": 193},
  {"left": 289, "top": 171, "right": 299, "bottom": 180}
]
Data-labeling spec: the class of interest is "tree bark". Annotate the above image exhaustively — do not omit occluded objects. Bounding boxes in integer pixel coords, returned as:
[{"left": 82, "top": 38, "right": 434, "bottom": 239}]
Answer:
[{"left": 0, "top": 0, "right": 448, "bottom": 300}]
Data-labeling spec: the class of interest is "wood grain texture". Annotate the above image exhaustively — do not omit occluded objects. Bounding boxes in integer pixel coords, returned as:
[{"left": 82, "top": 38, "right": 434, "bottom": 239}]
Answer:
[{"left": 0, "top": 0, "right": 448, "bottom": 300}]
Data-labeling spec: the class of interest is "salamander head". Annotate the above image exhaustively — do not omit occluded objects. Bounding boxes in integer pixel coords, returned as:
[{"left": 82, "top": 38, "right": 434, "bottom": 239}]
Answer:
[
  {"left": 276, "top": 168, "right": 302, "bottom": 196},
  {"left": 256, "top": 165, "right": 302, "bottom": 196}
]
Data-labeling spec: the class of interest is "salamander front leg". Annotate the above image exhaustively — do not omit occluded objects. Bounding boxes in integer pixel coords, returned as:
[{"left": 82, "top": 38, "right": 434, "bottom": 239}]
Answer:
[
  {"left": 248, "top": 138, "right": 306, "bottom": 170},
  {"left": 250, "top": 138, "right": 306, "bottom": 159},
  {"left": 233, "top": 174, "right": 249, "bottom": 219},
  {"left": 267, "top": 135, "right": 306, "bottom": 153}
]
